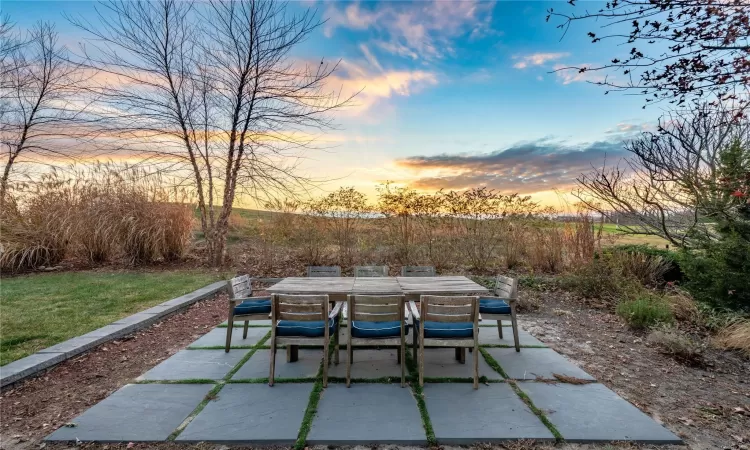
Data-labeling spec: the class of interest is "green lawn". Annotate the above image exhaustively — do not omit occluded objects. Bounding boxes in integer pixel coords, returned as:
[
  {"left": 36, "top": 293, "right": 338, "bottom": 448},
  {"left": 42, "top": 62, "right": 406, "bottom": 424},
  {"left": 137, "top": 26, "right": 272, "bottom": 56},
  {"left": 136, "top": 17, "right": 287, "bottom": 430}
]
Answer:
[{"left": 0, "top": 271, "right": 224, "bottom": 366}]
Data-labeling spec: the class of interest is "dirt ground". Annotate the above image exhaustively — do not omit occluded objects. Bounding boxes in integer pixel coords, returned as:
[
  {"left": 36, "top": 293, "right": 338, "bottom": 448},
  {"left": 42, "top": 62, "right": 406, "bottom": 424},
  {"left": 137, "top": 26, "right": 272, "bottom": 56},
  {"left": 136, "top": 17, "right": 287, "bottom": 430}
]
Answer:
[{"left": 1, "top": 283, "right": 748, "bottom": 450}]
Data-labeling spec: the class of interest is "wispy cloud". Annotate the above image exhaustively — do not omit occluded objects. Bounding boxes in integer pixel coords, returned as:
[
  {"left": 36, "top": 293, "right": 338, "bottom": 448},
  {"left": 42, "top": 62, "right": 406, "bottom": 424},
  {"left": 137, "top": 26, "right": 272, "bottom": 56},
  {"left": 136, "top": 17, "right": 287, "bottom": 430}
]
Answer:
[
  {"left": 328, "top": 59, "right": 438, "bottom": 116},
  {"left": 394, "top": 139, "right": 627, "bottom": 194},
  {"left": 323, "top": 1, "right": 495, "bottom": 61},
  {"left": 512, "top": 52, "right": 570, "bottom": 69}
]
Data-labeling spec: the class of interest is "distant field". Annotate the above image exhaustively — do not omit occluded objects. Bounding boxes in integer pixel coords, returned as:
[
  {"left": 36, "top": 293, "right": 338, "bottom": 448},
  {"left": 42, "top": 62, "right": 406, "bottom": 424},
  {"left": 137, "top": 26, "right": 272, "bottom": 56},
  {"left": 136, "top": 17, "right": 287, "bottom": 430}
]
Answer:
[{"left": 598, "top": 223, "right": 670, "bottom": 248}]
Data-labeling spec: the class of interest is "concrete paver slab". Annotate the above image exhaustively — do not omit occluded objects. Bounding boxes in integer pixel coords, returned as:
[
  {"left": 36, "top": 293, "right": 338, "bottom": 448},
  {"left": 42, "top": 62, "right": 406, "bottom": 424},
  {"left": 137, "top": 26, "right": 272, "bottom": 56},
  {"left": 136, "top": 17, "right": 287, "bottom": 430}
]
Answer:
[
  {"left": 478, "top": 328, "right": 547, "bottom": 347},
  {"left": 519, "top": 382, "right": 682, "bottom": 443},
  {"left": 177, "top": 383, "right": 312, "bottom": 444},
  {"left": 484, "top": 347, "right": 594, "bottom": 381},
  {"left": 189, "top": 327, "right": 268, "bottom": 348},
  {"left": 231, "top": 349, "right": 322, "bottom": 380},
  {"left": 424, "top": 383, "right": 554, "bottom": 443},
  {"left": 138, "top": 349, "right": 249, "bottom": 381},
  {"left": 421, "top": 348, "right": 503, "bottom": 380},
  {"left": 329, "top": 349, "right": 404, "bottom": 379},
  {"left": 308, "top": 384, "right": 426, "bottom": 444},
  {"left": 46, "top": 384, "right": 212, "bottom": 442}
]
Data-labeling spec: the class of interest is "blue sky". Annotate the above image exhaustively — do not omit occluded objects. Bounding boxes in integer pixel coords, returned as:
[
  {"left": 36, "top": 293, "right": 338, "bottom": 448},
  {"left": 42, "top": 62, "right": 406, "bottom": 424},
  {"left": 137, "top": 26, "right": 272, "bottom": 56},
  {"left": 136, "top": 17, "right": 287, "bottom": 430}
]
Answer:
[{"left": 5, "top": 0, "right": 663, "bottom": 206}]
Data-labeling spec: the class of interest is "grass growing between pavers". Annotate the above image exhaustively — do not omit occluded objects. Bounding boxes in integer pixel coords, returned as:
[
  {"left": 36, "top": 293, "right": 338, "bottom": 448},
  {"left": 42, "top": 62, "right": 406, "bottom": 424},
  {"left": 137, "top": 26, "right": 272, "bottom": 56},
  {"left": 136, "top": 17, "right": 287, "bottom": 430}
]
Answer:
[
  {"left": 0, "top": 271, "right": 224, "bottom": 365},
  {"left": 480, "top": 347, "right": 564, "bottom": 443},
  {"left": 479, "top": 348, "right": 510, "bottom": 379},
  {"left": 293, "top": 337, "right": 335, "bottom": 450},
  {"left": 404, "top": 350, "right": 437, "bottom": 446},
  {"left": 164, "top": 331, "right": 271, "bottom": 441},
  {"left": 509, "top": 381, "right": 564, "bottom": 442}
]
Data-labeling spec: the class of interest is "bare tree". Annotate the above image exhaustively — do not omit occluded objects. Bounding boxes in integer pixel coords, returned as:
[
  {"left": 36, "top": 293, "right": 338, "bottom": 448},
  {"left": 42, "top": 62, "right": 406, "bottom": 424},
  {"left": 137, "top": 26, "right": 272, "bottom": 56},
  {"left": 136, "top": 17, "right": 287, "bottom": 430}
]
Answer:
[
  {"left": 70, "top": 0, "right": 355, "bottom": 265},
  {"left": 549, "top": 0, "right": 750, "bottom": 113},
  {"left": 575, "top": 104, "right": 750, "bottom": 248},
  {"left": 0, "top": 21, "right": 86, "bottom": 204}
]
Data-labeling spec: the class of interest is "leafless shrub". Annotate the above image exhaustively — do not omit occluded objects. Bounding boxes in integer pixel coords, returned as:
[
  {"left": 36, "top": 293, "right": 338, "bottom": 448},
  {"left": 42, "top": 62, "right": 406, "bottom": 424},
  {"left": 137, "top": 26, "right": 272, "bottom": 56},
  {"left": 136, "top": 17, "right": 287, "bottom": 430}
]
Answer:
[{"left": 648, "top": 325, "right": 704, "bottom": 365}]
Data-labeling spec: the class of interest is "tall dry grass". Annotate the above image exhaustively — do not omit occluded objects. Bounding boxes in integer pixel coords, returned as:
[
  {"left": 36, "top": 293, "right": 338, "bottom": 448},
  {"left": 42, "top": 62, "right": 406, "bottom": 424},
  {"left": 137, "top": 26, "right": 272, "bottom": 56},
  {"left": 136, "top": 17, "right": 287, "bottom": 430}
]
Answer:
[
  {"left": 714, "top": 320, "right": 750, "bottom": 357},
  {"left": 0, "top": 165, "right": 194, "bottom": 272}
]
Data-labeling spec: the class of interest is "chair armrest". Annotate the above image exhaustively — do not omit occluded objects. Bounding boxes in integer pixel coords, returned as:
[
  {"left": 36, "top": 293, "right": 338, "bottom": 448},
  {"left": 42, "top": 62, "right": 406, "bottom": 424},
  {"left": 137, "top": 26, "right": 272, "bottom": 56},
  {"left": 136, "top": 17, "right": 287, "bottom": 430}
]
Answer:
[
  {"left": 329, "top": 302, "right": 344, "bottom": 320},
  {"left": 408, "top": 301, "right": 420, "bottom": 321}
]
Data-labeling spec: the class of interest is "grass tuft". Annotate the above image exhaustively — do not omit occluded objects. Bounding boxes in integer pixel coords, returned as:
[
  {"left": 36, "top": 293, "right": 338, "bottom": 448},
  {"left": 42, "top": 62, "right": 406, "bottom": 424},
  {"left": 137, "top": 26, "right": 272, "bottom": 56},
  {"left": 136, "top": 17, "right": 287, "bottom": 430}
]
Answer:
[
  {"left": 508, "top": 380, "right": 564, "bottom": 442},
  {"left": 404, "top": 350, "right": 437, "bottom": 446},
  {"left": 478, "top": 348, "right": 510, "bottom": 379}
]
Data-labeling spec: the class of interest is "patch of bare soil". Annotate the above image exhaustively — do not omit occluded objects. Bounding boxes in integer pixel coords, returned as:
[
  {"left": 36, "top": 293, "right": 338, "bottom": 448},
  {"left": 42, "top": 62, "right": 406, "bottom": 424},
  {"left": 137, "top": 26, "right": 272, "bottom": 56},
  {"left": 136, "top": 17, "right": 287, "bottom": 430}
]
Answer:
[
  {"left": 0, "top": 293, "right": 231, "bottom": 449},
  {"left": 518, "top": 288, "right": 750, "bottom": 450}
]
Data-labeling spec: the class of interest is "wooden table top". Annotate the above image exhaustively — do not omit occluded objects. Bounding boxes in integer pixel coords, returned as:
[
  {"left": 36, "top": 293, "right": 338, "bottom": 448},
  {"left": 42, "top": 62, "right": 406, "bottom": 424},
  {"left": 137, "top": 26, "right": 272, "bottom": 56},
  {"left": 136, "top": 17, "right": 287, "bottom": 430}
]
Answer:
[{"left": 267, "top": 276, "right": 488, "bottom": 295}]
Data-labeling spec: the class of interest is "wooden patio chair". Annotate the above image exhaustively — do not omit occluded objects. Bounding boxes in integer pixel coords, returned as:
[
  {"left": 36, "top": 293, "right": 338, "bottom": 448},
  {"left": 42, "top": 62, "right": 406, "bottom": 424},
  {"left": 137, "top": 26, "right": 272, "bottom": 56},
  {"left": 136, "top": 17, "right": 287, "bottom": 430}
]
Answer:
[
  {"left": 354, "top": 265, "right": 388, "bottom": 277},
  {"left": 346, "top": 294, "right": 407, "bottom": 387},
  {"left": 401, "top": 266, "right": 436, "bottom": 277},
  {"left": 306, "top": 266, "right": 342, "bottom": 277},
  {"left": 269, "top": 294, "right": 342, "bottom": 387},
  {"left": 478, "top": 275, "right": 520, "bottom": 352},
  {"left": 409, "top": 295, "right": 480, "bottom": 389},
  {"left": 225, "top": 275, "right": 271, "bottom": 352}
]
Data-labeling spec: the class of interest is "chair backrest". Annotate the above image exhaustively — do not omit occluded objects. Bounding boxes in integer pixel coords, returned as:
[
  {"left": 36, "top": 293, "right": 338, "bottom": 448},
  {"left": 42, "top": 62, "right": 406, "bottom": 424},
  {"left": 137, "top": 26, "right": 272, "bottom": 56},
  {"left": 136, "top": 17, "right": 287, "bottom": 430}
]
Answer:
[
  {"left": 347, "top": 295, "right": 405, "bottom": 324},
  {"left": 272, "top": 294, "right": 329, "bottom": 322},
  {"left": 401, "top": 266, "right": 436, "bottom": 277},
  {"left": 307, "top": 266, "right": 342, "bottom": 277},
  {"left": 420, "top": 295, "right": 478, "bottom": 326},
  {"left": 494, "top": 275, "right": 518, "bottom": 300},
  {"left": 227, "top": 274, "right": 252, "bottom": 300},
  {"left": 354, "top": 265, "right": 389, "bottom": 277}
]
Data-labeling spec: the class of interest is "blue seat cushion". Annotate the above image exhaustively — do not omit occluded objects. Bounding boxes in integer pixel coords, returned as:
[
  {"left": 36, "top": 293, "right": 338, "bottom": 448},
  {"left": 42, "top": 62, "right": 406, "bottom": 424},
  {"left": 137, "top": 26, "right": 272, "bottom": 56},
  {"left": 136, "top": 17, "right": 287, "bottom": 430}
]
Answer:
[
  {"left": 351, "top": 320, "right": 406, "bottom": 338},
  {"left": 417, "top": 321, "right": 474, "bottom": 339},
  {"left": 479, "top": 298, "right": 511, "bottom": 314},
  {"left": 234, "top": 298, "right": 271, "bottom": 315},
  {"left": 276, "top": 319, "right": 337, "bottom": 337}
]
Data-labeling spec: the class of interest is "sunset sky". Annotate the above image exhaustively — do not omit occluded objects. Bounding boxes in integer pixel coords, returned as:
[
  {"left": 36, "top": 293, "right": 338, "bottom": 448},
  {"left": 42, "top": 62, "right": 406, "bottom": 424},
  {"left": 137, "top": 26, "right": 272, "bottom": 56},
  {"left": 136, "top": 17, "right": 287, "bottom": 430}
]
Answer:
[{"left": 5, "top": 0, "right": 663, "bottom": 208}]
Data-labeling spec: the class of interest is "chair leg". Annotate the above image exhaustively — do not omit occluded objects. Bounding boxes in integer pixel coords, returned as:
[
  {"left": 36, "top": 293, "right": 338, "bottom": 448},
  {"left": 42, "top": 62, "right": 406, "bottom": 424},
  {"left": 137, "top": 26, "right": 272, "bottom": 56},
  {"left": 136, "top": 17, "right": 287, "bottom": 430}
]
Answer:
[
  {"left": 511, "top": 308, "right": 521, "bottom": 353},
  {"left": 346, "top": 323, "right": 352, "bottom": 388},
  {"left": 334, "top": 325, "right": 340, "bottom": 365},
  {"left": 419, "top": 338, "right": 425, "bottom": 387},
  {"left": 269, "top": 337, "right": 276, "bottom": 386},
  {"left": 473, "top": 343, "right": 479, "bottom": 389},
  {"left": 412, "top": 328, "right": 418, "bottom": 363},
  {"left": 225, "top": 312, "right": 234, "bottom": 353},
  {"left": 322, "top": 340, "right": 329, "bottom": 388},
  {"left": 400, "top": 340, "right": 406, "bottom": 388},
  {"left": 243, "top": 320, "right": 249, "bottom": 339},
  {"left": 497, "top": 319, "right": 503, "bottom": 339}
]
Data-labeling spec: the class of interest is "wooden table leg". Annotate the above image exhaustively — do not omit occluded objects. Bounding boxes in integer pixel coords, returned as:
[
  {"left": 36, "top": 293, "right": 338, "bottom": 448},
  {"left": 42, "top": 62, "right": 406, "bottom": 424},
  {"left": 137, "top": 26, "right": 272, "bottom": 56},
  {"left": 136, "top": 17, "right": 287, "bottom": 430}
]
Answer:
[
  {"left": 287, "top": 345, "right": 299, "bottom": 362},
  {"left": 455, "top": 347, "right": 466, "bottom": 364}
]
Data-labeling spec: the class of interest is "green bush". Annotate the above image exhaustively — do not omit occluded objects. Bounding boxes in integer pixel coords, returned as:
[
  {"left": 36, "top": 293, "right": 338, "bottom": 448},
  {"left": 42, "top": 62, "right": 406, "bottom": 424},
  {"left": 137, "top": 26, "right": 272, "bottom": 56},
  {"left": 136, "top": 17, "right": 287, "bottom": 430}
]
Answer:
[
  {"left": 616, "top": 295, "right": 675, "bottom": 329},
  {"left": 679, "top": 233, "right": 750, "bottom": 311}
]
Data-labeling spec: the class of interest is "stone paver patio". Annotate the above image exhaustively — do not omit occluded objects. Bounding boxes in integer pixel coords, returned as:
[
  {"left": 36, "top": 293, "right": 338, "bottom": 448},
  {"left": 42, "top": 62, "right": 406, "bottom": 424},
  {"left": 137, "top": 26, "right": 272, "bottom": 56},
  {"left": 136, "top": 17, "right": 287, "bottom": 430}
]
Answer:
[{"left": 46, "top": 321, "right": 682, "bottom": 446}]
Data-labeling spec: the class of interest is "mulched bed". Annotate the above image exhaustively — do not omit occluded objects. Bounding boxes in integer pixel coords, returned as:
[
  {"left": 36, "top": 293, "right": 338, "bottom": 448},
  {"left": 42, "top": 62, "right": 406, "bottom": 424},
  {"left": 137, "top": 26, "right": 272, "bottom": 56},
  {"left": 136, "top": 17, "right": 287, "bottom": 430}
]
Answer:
[{"left": 0, "top": 293, "right": 232, "bottom": 448}]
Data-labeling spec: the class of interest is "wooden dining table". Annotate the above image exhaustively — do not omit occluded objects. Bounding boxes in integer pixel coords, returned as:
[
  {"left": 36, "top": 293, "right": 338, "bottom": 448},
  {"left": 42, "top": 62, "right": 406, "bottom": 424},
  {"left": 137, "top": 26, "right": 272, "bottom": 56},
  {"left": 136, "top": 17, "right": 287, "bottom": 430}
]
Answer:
[
  {"left": 267, "top": 276, "right": 489, "bottom": 362},
  {"left": 266, "top": 276, "right": 489, "bottom": 296}
]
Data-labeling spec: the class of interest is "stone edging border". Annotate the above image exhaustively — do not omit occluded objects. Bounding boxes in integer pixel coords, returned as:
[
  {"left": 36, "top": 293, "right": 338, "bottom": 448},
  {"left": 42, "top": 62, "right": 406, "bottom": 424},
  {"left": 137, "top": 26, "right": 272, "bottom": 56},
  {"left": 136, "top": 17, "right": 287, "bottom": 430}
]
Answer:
[{"left": 0, "top": 280, "right": 227, "bottom": 389}]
